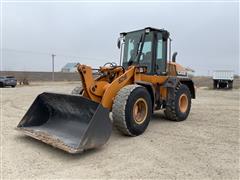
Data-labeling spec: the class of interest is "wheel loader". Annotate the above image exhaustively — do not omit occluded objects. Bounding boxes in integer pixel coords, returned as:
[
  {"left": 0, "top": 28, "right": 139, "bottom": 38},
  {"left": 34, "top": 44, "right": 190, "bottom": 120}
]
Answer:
[{"left": 17, "top": 27, "right": 195, "bottom": 153}]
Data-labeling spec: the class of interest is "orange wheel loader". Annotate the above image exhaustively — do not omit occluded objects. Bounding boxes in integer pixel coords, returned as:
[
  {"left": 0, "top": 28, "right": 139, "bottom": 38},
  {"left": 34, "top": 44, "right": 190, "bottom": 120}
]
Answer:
[{"left": 17, "top": 27, "right": 195, "bottom": 153}]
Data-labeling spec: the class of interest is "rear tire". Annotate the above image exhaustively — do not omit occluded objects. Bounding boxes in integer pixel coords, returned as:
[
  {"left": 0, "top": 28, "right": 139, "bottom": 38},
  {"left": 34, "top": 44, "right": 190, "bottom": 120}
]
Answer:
[
  {"left": 112, "top": 85, "right": 152, "bottom": 136},
  {"left": 164, "top": 83, "right": 191, "bottom": 121},
  {"left": 213, "top": 80, "right": 217, "bottom": 89},
  {"left": 71, "top": 84, "right": 83, "bottom": 95}
]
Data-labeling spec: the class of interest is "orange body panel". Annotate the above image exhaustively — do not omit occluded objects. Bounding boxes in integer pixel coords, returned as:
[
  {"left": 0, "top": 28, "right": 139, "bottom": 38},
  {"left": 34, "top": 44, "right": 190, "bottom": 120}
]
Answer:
[{"left": 77, "top": 64, "right": 174, "bottom": 109}]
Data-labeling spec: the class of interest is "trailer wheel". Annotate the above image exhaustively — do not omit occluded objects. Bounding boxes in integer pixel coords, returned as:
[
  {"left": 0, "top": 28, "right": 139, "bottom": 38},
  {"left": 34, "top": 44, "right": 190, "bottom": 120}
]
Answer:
[
  {"left": 213, "top": 80, "right": 218, "bottom": 89},
  {"left": 229, "top": 81, "right": 233, "bottom": 89},
  {"left": 71, "top": 84, "right": 83, "bottom": 95},
  {"left": 112, "top": 85, "right": 152, "bottom": 136},
  {"left": 164, "top": 83, "right": 191, "bottom": 121}
]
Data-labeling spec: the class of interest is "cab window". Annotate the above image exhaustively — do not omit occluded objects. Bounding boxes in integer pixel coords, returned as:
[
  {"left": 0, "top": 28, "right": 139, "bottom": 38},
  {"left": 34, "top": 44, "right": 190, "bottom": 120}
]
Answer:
[
  {"left": 156, "top": 33, "right": 167, "bottom": 74},
  {"left": 139, "top": 33, "right": 153, "bottom": 72}
]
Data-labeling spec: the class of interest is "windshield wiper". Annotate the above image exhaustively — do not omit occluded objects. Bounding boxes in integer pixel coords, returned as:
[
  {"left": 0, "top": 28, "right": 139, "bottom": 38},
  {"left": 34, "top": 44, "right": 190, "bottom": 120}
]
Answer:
[
  {"left": 132, "top": 33, "right": 145, "bottom": 63},
  {"left": 128, "top": 32, "right": 145, "bottom": 66}
]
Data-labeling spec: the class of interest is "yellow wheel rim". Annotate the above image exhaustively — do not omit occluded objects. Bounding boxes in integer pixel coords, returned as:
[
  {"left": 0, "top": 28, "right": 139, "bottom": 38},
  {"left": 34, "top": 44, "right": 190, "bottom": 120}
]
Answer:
[
  {"left": 179, "top": 93, "right": 188, "bottom": 113},
  {"left": 133, "top": 98, "right": 148, "bottom": 125}
]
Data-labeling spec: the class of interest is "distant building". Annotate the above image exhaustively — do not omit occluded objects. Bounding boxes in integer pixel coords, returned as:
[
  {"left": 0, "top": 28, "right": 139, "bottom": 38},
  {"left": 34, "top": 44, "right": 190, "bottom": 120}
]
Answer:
[{"left": 61, "top": 63, "right": 78, "bottom": 72}]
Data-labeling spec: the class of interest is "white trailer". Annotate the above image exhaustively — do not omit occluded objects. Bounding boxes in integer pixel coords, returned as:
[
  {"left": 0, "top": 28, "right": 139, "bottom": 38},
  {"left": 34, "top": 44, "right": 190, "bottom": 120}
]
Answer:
[{"left": 213, "top": 70, "right": 234, "bottom": 89}]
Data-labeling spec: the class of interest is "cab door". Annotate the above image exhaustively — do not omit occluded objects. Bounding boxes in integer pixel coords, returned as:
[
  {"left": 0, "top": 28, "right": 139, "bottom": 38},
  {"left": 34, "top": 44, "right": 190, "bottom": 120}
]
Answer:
[
  {"left": 138, "top": 32, "right": 154, "bottom": 73},
  {"left": 154, "top": 32, "right": 168, "bottom": 75}
]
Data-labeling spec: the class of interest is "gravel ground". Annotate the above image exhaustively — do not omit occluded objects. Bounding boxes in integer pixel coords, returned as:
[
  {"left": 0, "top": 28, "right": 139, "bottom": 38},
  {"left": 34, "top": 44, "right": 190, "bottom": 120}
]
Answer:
[{"left": 1, "top": 82, "right": 239, "bottom": 179}]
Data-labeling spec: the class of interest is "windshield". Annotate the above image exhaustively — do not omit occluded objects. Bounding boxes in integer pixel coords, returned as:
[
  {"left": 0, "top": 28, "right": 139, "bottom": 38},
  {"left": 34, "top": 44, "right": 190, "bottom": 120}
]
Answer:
[{"left": 122, "top": 30, "right": 144, "bottom": 67}]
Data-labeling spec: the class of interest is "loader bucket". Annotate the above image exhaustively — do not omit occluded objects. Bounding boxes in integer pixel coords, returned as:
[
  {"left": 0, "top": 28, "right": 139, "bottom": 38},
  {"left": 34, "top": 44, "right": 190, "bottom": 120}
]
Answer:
[{"left": 16, "top": 92, "right": 112, "bottom": 154}]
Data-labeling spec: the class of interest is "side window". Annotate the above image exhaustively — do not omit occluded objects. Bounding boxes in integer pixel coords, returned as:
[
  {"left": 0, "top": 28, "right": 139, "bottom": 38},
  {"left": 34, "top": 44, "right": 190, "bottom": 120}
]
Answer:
[
  {"left": 157, "top": 39, "right": 163, "bottom": 59},
  {"left": 139, "top": 33, "right": 152, "bottom": 72},
  {"left": 127, "top": 42, "right": 134, "bottom": 61},
  {"left": 156, "top": 33, "right": 167, "bottom": 74}
]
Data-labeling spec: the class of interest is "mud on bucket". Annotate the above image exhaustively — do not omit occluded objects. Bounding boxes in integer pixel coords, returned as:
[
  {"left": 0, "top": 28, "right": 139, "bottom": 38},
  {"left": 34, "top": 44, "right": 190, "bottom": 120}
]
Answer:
[{"left": 16, "top": 92, "right": 112, "bottom": 154}]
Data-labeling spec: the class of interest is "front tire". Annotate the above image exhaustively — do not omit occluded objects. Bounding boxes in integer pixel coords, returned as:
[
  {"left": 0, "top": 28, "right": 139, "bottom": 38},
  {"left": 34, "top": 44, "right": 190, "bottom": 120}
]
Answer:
[
  {"left": 164, "top": 83, "right": 191, "bottom": 121},
  {"left": 112, "top": 85, "right": 152, "bottom": 136}
]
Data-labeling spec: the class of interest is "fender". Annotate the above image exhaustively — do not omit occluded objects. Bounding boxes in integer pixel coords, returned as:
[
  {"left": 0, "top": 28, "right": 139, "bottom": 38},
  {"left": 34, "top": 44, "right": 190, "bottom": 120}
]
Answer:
[
  {"left": 179, "top": 79, "right": 196, "bottom": 99},
  {"left": 135, "top": 80, "right": 155, "bottom": 110},
  {"left": 162, "top": 77, "right": 196, "bottom": 99}
]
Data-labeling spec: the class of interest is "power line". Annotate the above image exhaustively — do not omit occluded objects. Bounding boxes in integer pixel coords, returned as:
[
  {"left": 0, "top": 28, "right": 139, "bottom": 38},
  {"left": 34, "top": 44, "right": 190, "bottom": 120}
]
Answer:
[
  {"left": 56, "top": 53, "right": 107, "bottom": 61},
  {"left": 1, "top": 48, "right": 108, "bottom": 61},
  {"left": 1, "top": 48, "right": 51, "bottom": 55}
]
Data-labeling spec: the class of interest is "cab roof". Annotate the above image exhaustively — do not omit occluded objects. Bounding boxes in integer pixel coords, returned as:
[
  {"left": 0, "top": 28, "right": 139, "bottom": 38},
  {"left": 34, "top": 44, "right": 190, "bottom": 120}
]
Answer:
[{"left": 120, "top": 27, "right": 170, "bottom": 38}]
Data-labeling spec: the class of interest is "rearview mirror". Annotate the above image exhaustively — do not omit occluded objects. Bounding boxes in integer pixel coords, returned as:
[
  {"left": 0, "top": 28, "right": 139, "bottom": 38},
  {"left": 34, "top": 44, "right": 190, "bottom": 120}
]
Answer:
[{"left": 117, "top": 38, "right": 121, "bottom": 49}]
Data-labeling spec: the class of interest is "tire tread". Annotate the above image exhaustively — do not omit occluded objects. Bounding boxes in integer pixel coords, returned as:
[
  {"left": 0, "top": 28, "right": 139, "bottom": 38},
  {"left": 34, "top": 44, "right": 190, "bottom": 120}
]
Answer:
[
  {"left": 164, "top": 82, "right": 191, "bottom": 121},
  {"left": 112, "top": 84, "right": 142, "bottom": 136}
]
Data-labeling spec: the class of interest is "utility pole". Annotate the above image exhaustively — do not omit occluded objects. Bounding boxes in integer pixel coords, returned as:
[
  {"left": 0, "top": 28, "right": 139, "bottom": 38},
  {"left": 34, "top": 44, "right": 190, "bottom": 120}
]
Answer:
[{"left": 52, "top": 54, "right": 56, "bottom": 81}]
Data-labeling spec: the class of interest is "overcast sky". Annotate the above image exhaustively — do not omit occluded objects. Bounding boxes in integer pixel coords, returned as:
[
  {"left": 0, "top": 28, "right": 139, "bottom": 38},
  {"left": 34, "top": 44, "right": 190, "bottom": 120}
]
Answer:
[{"left": 1, "top": 2, "right": 239, "bottom": 75}]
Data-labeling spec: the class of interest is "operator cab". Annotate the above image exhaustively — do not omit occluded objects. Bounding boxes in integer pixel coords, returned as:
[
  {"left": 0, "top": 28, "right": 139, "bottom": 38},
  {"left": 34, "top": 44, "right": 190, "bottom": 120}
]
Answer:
[{"left": 118, "top": 27, "right": 169, "bottom": 75}]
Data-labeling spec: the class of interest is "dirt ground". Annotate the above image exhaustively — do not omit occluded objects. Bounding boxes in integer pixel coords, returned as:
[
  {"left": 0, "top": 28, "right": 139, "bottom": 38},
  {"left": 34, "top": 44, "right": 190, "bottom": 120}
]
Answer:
[{"left": 1, "top": 82, "right": 239, "bottom": 179}]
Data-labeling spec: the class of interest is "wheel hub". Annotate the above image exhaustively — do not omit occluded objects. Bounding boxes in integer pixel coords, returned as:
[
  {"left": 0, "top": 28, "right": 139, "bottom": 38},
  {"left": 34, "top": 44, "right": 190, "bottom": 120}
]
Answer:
[
  {"left": 179, "top": 93, "right": 188, "bottom": 113},
  {"left": 133, "top": 98, "right": 148, "bottom": 125}
]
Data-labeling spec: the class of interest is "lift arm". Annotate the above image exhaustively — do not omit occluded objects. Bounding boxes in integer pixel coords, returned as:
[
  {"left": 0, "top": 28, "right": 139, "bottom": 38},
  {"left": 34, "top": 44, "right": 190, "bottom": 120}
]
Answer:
[{"left": 77, "top": 64, "right": 135, "bottom": 109}]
